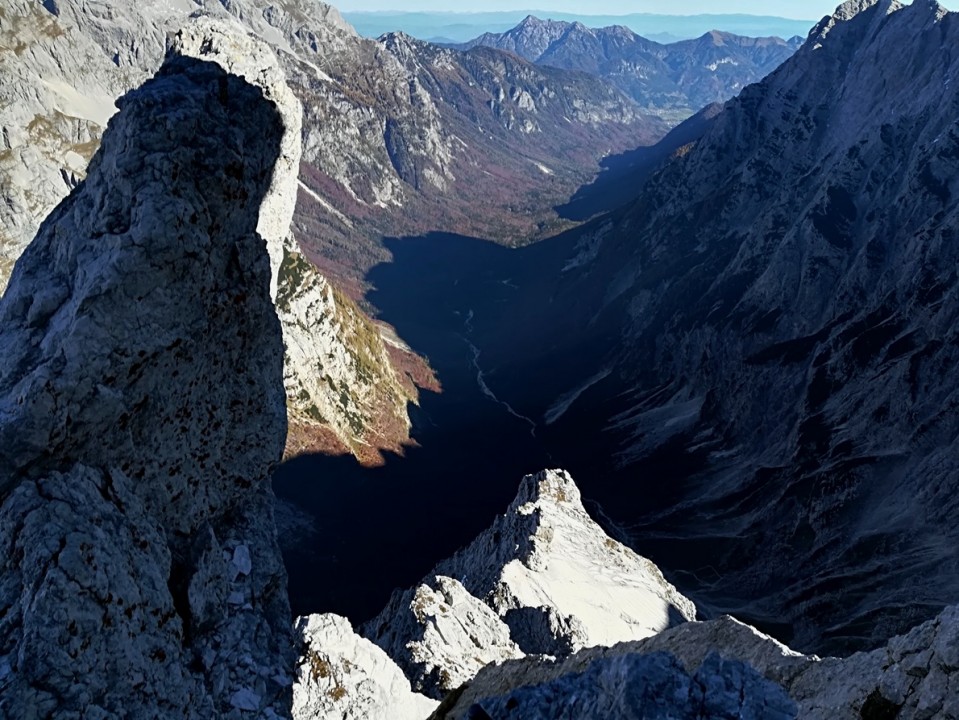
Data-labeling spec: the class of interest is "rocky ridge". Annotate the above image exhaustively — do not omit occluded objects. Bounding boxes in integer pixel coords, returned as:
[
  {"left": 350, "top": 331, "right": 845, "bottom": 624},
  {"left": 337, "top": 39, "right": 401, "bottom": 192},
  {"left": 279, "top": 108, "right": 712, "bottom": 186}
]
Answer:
[
  {"left": 359, "top": 469, "right": 697, "bottom": 699},
  {"left": 0, "top": 21, "right": 296, "bottom": 719},
  {"left": 291, "top": 468, "right": 959, "bottom": 720},
  {"left": 435, "top": 604, "right": 959, "bottom": 719},
  {"left": 457, "top": 15, "right": 802, "bottom": 121}
]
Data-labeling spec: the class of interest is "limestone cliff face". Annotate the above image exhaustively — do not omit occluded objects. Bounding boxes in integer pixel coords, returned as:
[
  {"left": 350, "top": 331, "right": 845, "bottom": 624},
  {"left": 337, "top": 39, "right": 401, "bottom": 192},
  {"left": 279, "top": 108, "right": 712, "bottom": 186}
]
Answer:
[
  {"left": 0, "top": 0, "right": 134, "bottom": 291},
  {"left": 0, "top": 0, "right": 419, "bottom": 462},
  {"left": 0, "top": 24, "right": 297, "bottom": 719},
  {"left": 165, "top": 20, "right": 410, "bottom": 461}
]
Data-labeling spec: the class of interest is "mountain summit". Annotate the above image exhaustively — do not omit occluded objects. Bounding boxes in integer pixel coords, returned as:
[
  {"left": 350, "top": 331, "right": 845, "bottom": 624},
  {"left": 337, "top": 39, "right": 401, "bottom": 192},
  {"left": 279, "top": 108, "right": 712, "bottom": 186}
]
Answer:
[{"left": 457, "top": 17, "right": 802, "bottom": 119}]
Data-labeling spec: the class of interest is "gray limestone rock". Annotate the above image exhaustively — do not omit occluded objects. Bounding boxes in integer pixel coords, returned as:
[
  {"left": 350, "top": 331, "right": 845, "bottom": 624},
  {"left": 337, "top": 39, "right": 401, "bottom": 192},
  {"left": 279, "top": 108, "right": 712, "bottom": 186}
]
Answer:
[
  {"left": 467, "top": 652, "right": 797, "bottom": 720},
  {"left": 292, "top": 613, "right": 438, "bottom": 720},
  {"left": 434, "top": 605, "right": 959, "bottom": 720},
  {"left": 0, "top": 22, "right": 299, "bottom": 719},
  {"left": 363, "top": 470, "right": 696, "bottom": 699}
]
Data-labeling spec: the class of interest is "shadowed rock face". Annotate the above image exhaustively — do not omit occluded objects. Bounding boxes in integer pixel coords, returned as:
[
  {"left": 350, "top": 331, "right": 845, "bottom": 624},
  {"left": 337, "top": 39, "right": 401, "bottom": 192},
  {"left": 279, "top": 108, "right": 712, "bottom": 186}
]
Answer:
[
  {"left": 0, "top": 37, "right": 296, "bottom": 718},
  {"left": 433, "top": 604, "right": 959, "bottom": 720},
  {"left": 470, "top": 0, "right": 959, "bottom": 654}
]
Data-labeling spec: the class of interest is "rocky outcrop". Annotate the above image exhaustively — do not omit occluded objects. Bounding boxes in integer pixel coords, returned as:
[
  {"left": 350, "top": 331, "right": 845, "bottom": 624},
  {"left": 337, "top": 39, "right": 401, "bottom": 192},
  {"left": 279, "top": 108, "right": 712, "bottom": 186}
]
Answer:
[
  {"left": 274, "top": 238, "right": 413, "bottom": 461},
  {"left": 457, "top": 15, "right": 802, "bottom": 121},
  {"left": 0, "top": 0, "right": 134, "bottom": 292},
  {"left": 166, "top": 18, "right": 411, "bottom": 461},
  {"left": 0, "top": 0, "right": 420, "bottom": 461},
  {"left": 454, "top": 653, "right": 798, "bottom": 720},
  {"left": 0, "top": 24, "right": 297, "bottom": 719},
  {"left": 293, "top": 614, "right": 437, "bottom": 720},
  {"left": 434, "top": 604, "right": 959, "bottom": 720},
  {"left": 362, "top": 470, "right": 696, "bottom": 699}
]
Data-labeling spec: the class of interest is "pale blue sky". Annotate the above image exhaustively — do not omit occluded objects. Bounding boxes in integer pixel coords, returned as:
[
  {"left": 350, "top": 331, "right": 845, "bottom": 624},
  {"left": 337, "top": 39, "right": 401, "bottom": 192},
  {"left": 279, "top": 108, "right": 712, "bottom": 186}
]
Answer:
[{"left": 335, "top": 1, "right": 947, "bottom": 20}]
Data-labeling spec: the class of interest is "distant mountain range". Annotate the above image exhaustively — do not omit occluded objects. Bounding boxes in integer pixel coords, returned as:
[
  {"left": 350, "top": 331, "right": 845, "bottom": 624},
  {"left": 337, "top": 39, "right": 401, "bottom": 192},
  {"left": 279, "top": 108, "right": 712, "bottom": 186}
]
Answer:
[
  {"left": 456, "top": 16, "right": 803, "bottom": 121},
  {"left": 342, "top": 10, "right": 818, "bottom": 44}
]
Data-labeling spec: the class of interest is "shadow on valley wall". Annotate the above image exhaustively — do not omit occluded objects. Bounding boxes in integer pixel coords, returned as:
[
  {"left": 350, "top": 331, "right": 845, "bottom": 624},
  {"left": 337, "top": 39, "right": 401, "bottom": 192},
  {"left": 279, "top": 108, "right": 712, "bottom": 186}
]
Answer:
[
  {"left": 273, "top": 232, "right": 556, "bottom": 622},
  {"left": 272, "top": 229, "right": 706, "bottom": 625},
  {"left": 556, "top": 102, "right": 721, "bottom": 222}
]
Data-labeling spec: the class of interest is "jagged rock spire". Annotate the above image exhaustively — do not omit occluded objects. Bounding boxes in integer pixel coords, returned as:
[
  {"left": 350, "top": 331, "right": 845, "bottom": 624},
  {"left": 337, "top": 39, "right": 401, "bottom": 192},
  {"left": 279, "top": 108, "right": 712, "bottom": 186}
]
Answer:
[{"left": 0, "top": 20, "right": 299, "bottom": 718}]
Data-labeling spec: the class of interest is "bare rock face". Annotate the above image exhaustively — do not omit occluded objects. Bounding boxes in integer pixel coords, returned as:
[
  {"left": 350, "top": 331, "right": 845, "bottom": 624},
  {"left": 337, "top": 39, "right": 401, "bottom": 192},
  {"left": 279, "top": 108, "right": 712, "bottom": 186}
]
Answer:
[
  {"left": 459, "top": 652, "right": 798, "bottom": 720},
  {"left": 0, "top": 23, "right": 298, "bottom": 719},
  {"left": 292, "top": 614, "right": 438, "bottom": 720},
  {"left": 362, "top": 470, "right": 697, "bottom": 699},
  {"left": 477, "top": 0, "right": 959, "bottom": 655},
  {"left": 0, "top": 0, "right": 134, "bottom": 292},
  {"left": 0, "top": 0, "right": 419, "bottom": 461},
  {"left": 434, "top": 605, "right": 959, "bottom": 720}
]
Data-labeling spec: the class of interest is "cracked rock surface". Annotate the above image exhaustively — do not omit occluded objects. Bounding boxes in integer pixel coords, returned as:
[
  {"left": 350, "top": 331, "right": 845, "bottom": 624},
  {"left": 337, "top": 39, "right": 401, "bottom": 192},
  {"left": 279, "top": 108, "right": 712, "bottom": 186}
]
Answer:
[
  {"left": 0, "top": 23, "right": 298, "bottom": 719},
  {"left": 292, "top": 614, "right": 438, "bottom": 720}
]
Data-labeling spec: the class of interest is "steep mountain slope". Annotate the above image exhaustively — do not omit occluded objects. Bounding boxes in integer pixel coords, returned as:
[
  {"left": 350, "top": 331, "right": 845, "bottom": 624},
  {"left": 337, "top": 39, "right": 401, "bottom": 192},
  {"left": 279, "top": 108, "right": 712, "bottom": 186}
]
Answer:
[
  {"left": 0, "top": 0, "right": 662, "bottom": 463},
  {"left": 289, "top": 27, "right": 659, "bottom": 281},
  {"left": 0, "top": 23, "right": 295, "bottom": 717},
  {"left": 458, "top": 15, "right": 802, "bottom": 120},
  {"left": 467, "top": 0, "right": 959, "bottom": 655},
  {"left": 293, "top": 614, "right": 438, "bottom": 720}
]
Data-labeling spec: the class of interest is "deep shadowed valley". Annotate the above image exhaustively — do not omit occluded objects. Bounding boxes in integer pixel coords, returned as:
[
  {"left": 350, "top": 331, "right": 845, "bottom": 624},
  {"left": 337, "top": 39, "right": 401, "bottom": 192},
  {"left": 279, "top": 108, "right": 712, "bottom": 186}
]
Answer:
[
  {"left": 6, "top": 0, "right": 959, "bottom": 717},
  {"left": 274, "top": 233, "right": 558, "bottom": 622},
  {"left": 273, "top": 226, "right": 712, "bottom": 630}
]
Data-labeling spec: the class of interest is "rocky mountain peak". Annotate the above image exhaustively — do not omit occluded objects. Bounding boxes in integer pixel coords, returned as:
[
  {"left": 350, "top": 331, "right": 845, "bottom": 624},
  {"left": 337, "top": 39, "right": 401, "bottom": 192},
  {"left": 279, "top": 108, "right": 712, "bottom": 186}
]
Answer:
[
  {"left": 168, "top": 17, "right": 303, "bottom": 301},
  {"left": 808, "top": 0, "right": 903, "bottom": 45},
  {"left": 510, "top": 466, "right": 584, "bottom": 511},
  {"left": 702, "top": 29, "right": 730, "bottom": 44},
  {"left": 0, "top": 19, "right": 298, "bottom": 717},
  {"left": 833, "top": 0, "right": 899, "bottom": 20},
  {"left": 360, "top": 469, "right": 697, "bottom": 698}
]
